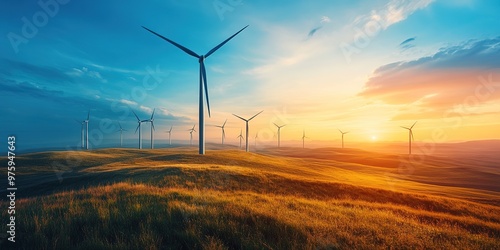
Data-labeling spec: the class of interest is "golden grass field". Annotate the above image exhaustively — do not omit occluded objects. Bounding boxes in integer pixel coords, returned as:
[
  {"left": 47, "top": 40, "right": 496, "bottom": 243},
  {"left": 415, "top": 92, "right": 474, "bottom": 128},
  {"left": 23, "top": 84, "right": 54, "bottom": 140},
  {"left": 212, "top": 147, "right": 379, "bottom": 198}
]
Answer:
[{"left": 1, "top": 144, "right": 499, "bottom": 249}]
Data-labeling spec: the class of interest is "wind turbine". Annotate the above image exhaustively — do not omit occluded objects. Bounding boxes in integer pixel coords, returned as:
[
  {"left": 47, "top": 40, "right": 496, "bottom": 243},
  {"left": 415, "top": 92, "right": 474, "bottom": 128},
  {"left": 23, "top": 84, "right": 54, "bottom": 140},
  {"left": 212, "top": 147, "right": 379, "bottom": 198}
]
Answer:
[
  {"left": 188, "top": 125, "right": 196, "bottom": 146},
  {"left": 214, "top": 119, "right": 227, "bottom": 145},
  {"left": 133, "top": 111, "right": 149, "bottom": 149},
  {"left": 166, "top": 126, "right": 173, "bottom": 145},
  {"left": 83, "top": 111, "right": 90, "bottom": 150},
  {"left": 143, "top": 25, "right": 249, "bottom": 155},
  {"left": 148, "top": 109, "right": 156, "bottom": 149},
  {"left": 339, "top": 129, "right": 349, "bottom": 149},
  {"left": 117, "top": 122, "right": 127, "bottom": 147},
  {"left": 233, "top": 111, "right": 263, "bottom": 152},
  {"left": 302, "top": 130, "right": 309, "bottom": 149},
  {"left": 274, "top": 123, "right": 286, "bottom": 148},
  {"left": 401, "top": 121, "right": 417, "bottom": 155},
  {"left": 237, "top": 129, "right": 244, "bottom": 149}
]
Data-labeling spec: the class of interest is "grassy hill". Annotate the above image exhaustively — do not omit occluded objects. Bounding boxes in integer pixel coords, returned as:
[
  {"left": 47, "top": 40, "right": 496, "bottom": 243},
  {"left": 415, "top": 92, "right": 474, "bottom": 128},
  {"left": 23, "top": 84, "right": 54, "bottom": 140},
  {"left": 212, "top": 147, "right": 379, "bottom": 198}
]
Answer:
[{"left": 1, "top": 147, "right": 499, "bottom": 249}]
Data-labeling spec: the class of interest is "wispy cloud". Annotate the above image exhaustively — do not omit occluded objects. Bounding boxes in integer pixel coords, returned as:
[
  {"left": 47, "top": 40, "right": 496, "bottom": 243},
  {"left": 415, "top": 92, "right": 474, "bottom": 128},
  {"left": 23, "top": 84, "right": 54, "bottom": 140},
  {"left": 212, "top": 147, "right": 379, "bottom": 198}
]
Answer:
[
  {"left": 399, "top": 37, "right": 416, "bottom": 50},
  {"left": 354, "top": 0, "right": 434, "bottom": 31}
]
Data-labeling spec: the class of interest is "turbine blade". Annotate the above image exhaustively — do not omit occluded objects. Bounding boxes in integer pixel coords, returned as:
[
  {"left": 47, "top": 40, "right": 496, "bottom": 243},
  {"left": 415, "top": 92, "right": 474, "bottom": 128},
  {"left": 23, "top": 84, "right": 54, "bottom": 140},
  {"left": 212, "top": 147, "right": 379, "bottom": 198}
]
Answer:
[
  {"left": 338, "top": 129, "right": 342, "bottom": 134},
  {"left": 273, "top": 123, "right": 279, "bottom": 128},
  {"left": 142, "top": 26, "right": 199, "bottom": 58},
  {"left": 411, "top": 131, "right": 414, "bottom": 141},
  {"left": 151, "top": 121, "right": 155, "bottom": 131},
  {"left": 87, "top": 110, "right": 90, "bottom": 120},
  {"left": 205, "top": 25, "right": 249, "bottom": 58},
  {"left": 410, "top": 121, "right": 417, "bottom": 129},
  {"left": 222, "top": 119, "right": 227, "bottom": 127},
  {"left": 201, "top": 62, "right": 211, "bottom": 117},
  {"left": 232, "top": 114, "right": 246, "bottom": 121},
  {"left": 248, "top": 110, "right": 264, "bottom": 121},
  {"left": 118, "top": 122, "right": 123, "bottom": 130},
  {"left": 135, "top": 124, "right": 140, "bottom": 134},
  {"left": 222, "top": 129, "right": 225, "bottom": 138},
  {"left": 132, "top": 111, "right": 140, "bottom": 121},
  {"left": 400, "top": 126, "right": 409, "bottom": 130},
  {"left": 151, "top": 108, "right": 155, "bottom": 120}
]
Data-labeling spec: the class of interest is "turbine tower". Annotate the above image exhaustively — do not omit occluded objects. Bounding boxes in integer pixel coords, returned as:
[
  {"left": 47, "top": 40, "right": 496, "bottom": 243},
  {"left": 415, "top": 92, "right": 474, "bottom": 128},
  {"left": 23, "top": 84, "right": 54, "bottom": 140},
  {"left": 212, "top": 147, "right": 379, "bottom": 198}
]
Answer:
[
  {"left": 118, "top": 122, "right": 127, "bottom": 147},
  {"left": 133, "top": 111, "right": 149, "bottom": 149},
  {"left": 188, "top": 125, "right": 196, "bottom": 146},
  {"left": 166, "top": 126, "right": 173, "bottom": 145},
  {"left": 214, "top": 119, "right": 227, "bottom": 145},
  {"left": 401, "top": 121, "right": 417, "bottom": 155},
  {"left": 274, "top": 123, "right": 286, "bottom": 148},
  {"left": 143, "top": 25, "right": 249, "bottom": 155},
  {"left": 148, "top": 109, "right": 156, "bottom": 149},
  {"left": 339, "top": 129, "right": 349, "bottom": 149},
  {"left": 84, "top": 111, "right": 90, "bottom": 150},
  {"left": 302, "top": 130, "right": 309, "bottom": 149},
  {"left": 237, "top": 129, "right": 244, "bottom": 149},
  {"left": 233, "top": 111, "right": 263, "bottom": 152}
]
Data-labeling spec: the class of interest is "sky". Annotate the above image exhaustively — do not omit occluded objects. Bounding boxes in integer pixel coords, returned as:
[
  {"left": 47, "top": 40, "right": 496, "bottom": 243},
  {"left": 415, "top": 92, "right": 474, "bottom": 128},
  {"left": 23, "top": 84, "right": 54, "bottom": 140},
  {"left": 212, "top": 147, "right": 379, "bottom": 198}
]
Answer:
[{"left": 1, "top": 0, "right": 499, "bottom": 151}]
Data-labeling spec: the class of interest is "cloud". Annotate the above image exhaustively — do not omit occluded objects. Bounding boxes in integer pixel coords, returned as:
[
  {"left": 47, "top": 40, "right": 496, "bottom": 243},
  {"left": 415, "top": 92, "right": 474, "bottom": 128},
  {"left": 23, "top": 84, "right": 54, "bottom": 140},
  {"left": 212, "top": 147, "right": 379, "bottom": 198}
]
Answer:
[
  {"left": 399, "top": 37, "right": 416, "bottom": 50},
  {"left": 1, "top": 59, "right": 73, "bottom": 84},
  {"left": 0, "top": 77, "right": 64, "bottom": 99},
  {"left": 354, "top": 0, "right": 434, "bottom": 31},
  {"left": 308, "top": 16, "right": 331, "bottom": 38},
  {"left": 359, "top": 37, "right": 500, "bottom": 117},
  {"left": 120, "top": 99, "right": 138, "bottom": 106},
  {"left": 67, "top": 67, "right": 107, "bottom": 83}
]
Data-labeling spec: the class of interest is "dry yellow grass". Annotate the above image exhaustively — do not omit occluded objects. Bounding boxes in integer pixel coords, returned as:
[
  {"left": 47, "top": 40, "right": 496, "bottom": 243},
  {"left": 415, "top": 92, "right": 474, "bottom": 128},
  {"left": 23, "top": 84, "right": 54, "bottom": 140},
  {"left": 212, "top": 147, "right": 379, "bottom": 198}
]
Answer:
[{"left": 1, "top": 147, "right": 499, "bottom": 249}]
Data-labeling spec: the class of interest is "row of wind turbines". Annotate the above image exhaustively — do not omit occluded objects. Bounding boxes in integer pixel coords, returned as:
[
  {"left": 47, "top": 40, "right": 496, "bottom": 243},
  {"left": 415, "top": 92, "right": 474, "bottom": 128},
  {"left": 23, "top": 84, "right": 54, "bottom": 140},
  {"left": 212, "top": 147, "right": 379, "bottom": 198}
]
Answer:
[{"left": 79, "top": 109, "right": 418, "bottom": 154}]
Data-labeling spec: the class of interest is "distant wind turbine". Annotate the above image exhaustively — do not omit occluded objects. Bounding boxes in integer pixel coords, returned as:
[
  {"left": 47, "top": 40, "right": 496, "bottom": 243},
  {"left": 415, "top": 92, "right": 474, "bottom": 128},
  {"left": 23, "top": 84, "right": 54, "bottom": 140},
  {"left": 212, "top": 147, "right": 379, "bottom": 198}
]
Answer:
[
  {"left": 233, "top": 111, "right": 263, "bottom": 152},
  {"left": 302, "top": 130, "right": 309, "bottom": 149},
  {"left": 133, "top": 111, "right": 149, "bottom": 149},
  {"left": 274, "top": 123, "right": 286, "bottom": 148},
  {"left": 142, "top": 25, "right": 249, "bottom": 155},
  {"left": 339, "top": 129, "right": 349, "bottom": 149},
  {"left": 83, "top": 111, "right": 90, "bottom": 150},
  {"left": 166, "top": 126, "right": 173, "bottom": 145},
  {"left": 214, "top": 119, "right": 227, "bottom": 145},
  {"left": 237, "top": 129, "right": 244, "bottom": 149},
  {"left": 148, "top": 109, "right": 156, "bottom": 149},
  {"left": 401, "top": 121, "right": 417, "bottom": 155},
  {"left": 118, "top": 122, "right": 127, "bottom": 147},
  {"left": 188, "top": 125, "right": 196, "bottom": 146}
]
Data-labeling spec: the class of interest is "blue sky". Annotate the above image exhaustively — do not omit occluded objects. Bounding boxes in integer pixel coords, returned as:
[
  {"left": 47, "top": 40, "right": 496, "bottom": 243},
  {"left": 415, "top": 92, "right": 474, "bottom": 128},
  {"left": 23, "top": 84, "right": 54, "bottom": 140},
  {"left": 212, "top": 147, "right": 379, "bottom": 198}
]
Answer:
[{"left": 1, "top": 0, "right": 499, "bottom": 151}]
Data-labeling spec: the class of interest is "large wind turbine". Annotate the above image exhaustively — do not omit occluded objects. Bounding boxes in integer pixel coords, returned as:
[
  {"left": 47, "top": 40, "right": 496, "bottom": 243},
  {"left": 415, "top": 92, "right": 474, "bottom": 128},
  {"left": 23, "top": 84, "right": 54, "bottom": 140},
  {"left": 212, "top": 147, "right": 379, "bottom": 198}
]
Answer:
[
  {"left": 142, "top": 25, "right": 249, "bottom": 155},
  {"left": 401, "top": 121, "right": 417, "bottom": 155},
  {"left": 339, "top": 129, "right": 349, "bottom": 149},
  {"left": 214, "top": 119, "right": 227, "bottom": 145},
  {"left": 166, "top": 126, "right": 173, "bottom": 145},
  {"left": 274, "top": 123, "right": 286, "bottom": 148},
  {"left": 148, "top": 109, "right": 156, "bottom": 149},
  {"left": 188, "top": 125, "right": 196, "bottom": 146},
  {"left": 118, "top": 122, "right": 127, "bottom": 147},
  {"left": 237, "top": 129, "right": 244, "bottom": 149},
  {"left": 133, "top": 111, "right": 149, "bottom": 149},
  {"left": 233, "top": 111, "right": 263, "bottom": 152}
]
